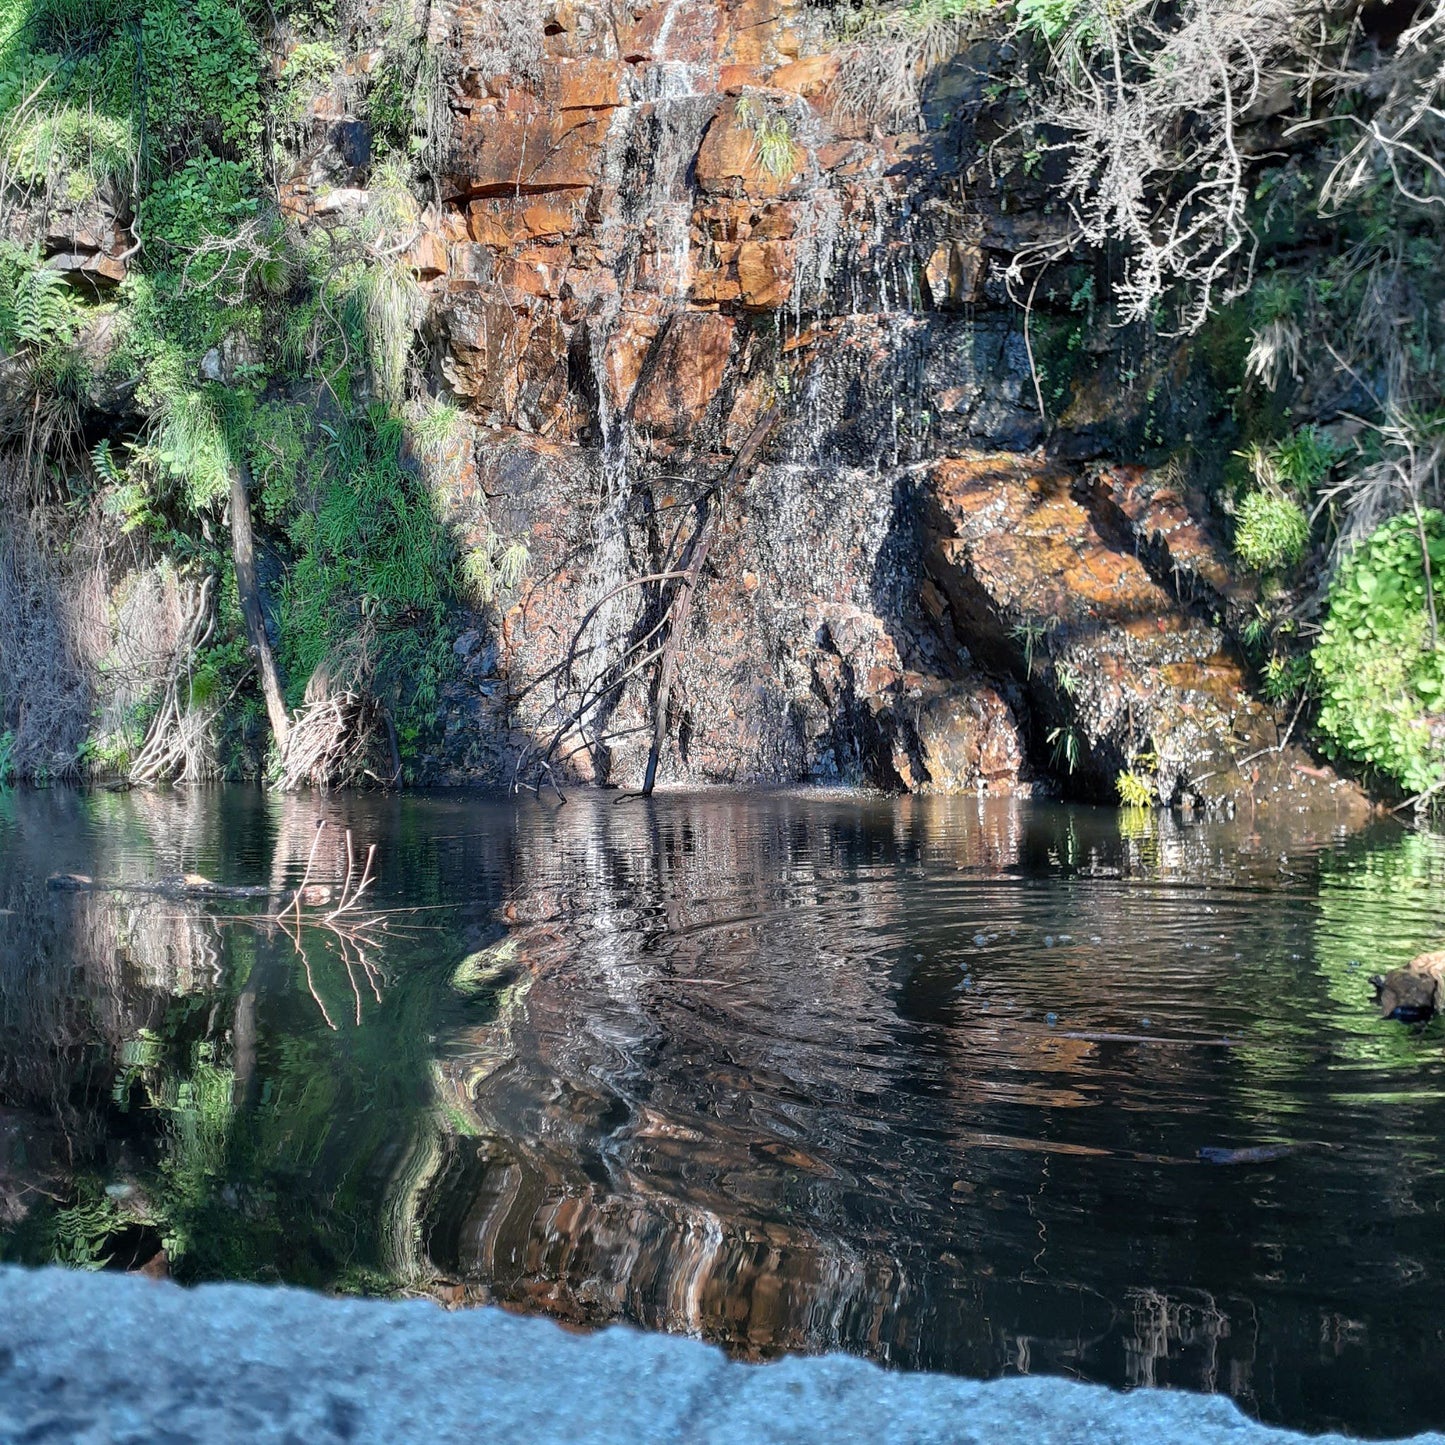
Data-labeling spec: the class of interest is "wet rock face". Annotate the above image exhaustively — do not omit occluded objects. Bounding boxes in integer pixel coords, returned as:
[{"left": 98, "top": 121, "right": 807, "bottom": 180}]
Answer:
[
  {"left": 280, "top": 0, "right": 1351, "bottom": 803},
  {"left": 376, "top": 0, "right": 1043, "bottom": 793},
  {"left": 920, "top": 453, "right": 1355, "bottom": 809}
]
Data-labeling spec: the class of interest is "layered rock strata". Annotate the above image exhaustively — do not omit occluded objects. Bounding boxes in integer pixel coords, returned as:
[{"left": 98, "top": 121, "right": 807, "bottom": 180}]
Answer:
[
  {"left": 14, "top": 0, "right": 1366, "bottom": 808},
  {"left": 273, "top": 0, "right": 1345, "bottom": 808}
]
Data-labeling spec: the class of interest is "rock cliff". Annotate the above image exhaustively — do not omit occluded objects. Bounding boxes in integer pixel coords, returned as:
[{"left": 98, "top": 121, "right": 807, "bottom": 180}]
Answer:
[
  {"left": 0, "top": 0, "right": 1374, "bottom": 813},
  {"left": 267, "top": 0, "right": 1332, "bottom": 809}
]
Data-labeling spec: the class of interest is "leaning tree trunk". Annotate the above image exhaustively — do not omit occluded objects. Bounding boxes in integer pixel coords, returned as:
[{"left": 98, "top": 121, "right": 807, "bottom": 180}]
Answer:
[{"left": 229, "top": 460, "right": 290, "bottom": 752}]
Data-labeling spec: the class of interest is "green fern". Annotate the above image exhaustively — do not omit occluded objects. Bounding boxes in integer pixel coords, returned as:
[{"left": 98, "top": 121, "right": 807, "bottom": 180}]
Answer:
[
  {"left": 90, "top": 438, "right": 123, "bottom": 485},
  {"left": 0, "top": 250, "right": 80, "bottom": 350}
]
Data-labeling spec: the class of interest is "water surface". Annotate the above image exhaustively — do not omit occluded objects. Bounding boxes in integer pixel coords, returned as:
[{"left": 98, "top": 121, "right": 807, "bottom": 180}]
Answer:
[{"left": 2, "top": 786, "right": 1443, "bottom": 1437}]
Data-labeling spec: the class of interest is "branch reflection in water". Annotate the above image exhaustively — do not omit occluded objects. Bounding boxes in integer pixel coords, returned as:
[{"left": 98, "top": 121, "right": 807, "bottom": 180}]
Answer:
[{"left": 1, "top": 786, "right": 1442, "bottom": 1437}]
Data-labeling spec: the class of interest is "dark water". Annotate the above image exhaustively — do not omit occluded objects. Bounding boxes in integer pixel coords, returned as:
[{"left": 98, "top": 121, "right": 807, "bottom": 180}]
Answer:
[{"left": 3, "top": 787, "right": 1445, "bottom": 1437}]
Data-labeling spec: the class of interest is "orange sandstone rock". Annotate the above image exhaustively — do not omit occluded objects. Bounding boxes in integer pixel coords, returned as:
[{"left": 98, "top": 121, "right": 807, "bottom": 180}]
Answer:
[
  {"left": 632, "top": 313, "right": 736, "bottom": 438},
  {"left": 736, "top": 239, "right": 794, "bottom": 310}
]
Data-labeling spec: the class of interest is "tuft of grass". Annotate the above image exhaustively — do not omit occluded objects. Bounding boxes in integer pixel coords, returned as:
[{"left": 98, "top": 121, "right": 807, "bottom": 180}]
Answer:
[
  {"left": 830, "top": 0, "right": 999, "bottom": 125},
  {"left": 462, "top": 535, "right": 529, "bottom": 605},
  {"left": 25, "top": 0, "right": 139, "bottom": 53},
  {"left": 1233, "top": 489, "right": 1310, "bottom": 571},
  {"left": 753, "top": 114, "right": 796, "bottom": 179}
]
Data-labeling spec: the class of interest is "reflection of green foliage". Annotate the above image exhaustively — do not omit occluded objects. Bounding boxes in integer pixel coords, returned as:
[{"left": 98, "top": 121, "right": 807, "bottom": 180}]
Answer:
[
  {"left": 111, "top": 1026, "right": 163, "bottom": 1103},
  {"left": 47, "top": 1182, "right": 126, "bottom": 1270},
  {"left": 138, "top": 919, "right": 475, "bottom": 1290},
  {"left": 1222, "top": 831, "right": 1445, "bottom": 1119},
  {"left": 1309, "top": 831, "right": 1445, "bottom": 1067},
  {"left": 451, "top": 936, "right": 519, "bottom": 994}
]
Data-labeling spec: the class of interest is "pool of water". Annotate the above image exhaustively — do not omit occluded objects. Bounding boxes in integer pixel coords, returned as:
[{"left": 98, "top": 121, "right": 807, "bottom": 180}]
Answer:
[{"left": 2, "top": 786, "right": 1444, "bottom": 1437}]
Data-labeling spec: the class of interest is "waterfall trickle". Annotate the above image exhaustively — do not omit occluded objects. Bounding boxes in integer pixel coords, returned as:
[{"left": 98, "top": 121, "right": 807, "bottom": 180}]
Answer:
[{"left": 549, "top": 9, "right": 720, "bottom": 775}]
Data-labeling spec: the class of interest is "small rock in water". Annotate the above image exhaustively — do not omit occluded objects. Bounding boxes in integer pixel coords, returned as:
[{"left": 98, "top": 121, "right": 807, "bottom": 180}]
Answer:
[
  {"left": 1372, "top": 953, "right": 1445, "bottom": 1022},
  {"left": 1198, "top": 1144, "right": 1295, "bottom": 1165}
]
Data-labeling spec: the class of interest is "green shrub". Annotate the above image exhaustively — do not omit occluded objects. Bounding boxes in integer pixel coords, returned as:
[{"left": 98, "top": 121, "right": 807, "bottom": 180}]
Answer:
[
  {"left": 4, "top": 107, "right": 136, "bottom": 192},
  {"left": 151, "top": 387, "right": 236, "bottom": 510},
  {"left": 1261, "top": 652, "right": 1310, "bottom": 703},
  {"left": 142, "top": 156, "right": 258, "bottom": 255},
  {"left": 1234, "top": 489, "right": 1309, "bottom": 571},
  {"left": 1016, "top": 0, "right": 1098, "bottom": 45},
  {"left": 279, "top": 39, "right": 340, "bottom": 120},
  {"left": 281, "top": 39, "right": 340, "bottom": 86},
  {"left": 139, "top": 0, "right": 263, "bottom": 153},
  {"left": 1313, "top": 511, "right": 1445, "bottom": 794},
  {"left": 276, "top": 405, "right": 456, "bottom": 752}
]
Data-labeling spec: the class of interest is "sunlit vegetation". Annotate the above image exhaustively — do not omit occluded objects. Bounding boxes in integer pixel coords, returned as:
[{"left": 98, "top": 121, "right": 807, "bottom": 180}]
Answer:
[
  {"left": 736, "top": 93, "right": 799, "bottom": 179},
  {"left": 1314, "top": 511, "right": 1445, "bottom": 798},
  {"left": 1233, "top": 490, "right": 1311, "bottom": 573},
  {"left": 1115, "top": 768, "right": 1154, "bottom": 809},
  {"left": 0, "top": 0, "right": 471, "bottom": 784}
]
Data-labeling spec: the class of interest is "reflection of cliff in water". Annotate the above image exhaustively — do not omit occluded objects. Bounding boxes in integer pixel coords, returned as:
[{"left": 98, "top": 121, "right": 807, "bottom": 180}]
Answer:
[
  {"left": 418, "top": 796, "right": 1415, "bottom": 1430},
  {"left": 0, "top": 790, "right": 232, "bottom": 1227},
  {"left": 0, "top": 787, "right": 476, "bottom": 1286}
]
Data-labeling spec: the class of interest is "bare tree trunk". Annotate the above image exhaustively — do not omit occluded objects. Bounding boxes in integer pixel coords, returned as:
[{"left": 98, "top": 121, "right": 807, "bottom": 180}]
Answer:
[{"left": 230, "top": 460, "right": 290, "bottom": 752}]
